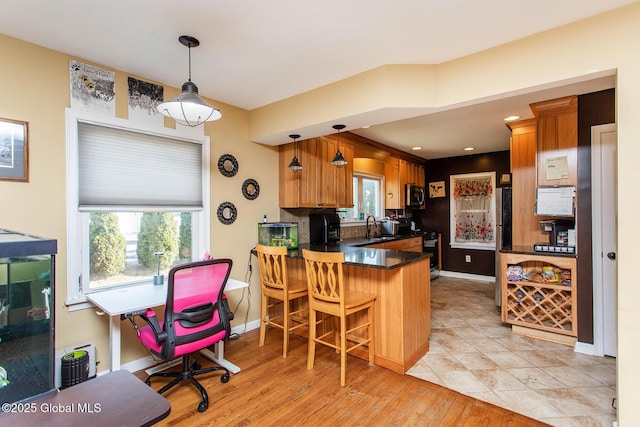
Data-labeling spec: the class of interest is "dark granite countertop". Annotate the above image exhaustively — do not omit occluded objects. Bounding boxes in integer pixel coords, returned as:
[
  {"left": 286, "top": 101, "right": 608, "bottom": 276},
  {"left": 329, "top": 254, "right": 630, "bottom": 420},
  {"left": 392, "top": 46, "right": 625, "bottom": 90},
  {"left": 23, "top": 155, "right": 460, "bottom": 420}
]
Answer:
[
  {"left": 501, "top": 245, "right": 577, "bottom": 258},
  {"left": 284, "top": 235, "right": 430, "bottom": 270}
]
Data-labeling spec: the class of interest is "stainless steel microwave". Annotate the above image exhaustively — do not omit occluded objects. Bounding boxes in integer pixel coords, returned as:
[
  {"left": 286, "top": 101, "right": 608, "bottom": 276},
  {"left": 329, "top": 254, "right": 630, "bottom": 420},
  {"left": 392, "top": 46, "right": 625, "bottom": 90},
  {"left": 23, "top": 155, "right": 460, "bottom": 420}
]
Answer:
[{"left": 406, "top": 184, "right": 425, "bottom": 207}]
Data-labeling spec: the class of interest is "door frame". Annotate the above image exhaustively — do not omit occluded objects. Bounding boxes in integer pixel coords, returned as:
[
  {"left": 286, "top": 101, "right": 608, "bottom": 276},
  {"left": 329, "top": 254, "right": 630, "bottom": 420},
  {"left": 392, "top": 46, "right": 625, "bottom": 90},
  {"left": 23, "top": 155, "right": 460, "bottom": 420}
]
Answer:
[{"left": 591, "top": 123, "right": 617, "bottom": 357}]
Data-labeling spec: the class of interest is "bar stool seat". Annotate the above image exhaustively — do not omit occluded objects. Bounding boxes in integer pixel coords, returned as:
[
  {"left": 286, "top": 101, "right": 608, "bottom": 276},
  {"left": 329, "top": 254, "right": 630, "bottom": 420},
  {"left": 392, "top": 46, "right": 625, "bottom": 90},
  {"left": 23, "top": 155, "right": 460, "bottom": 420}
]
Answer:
[
  {"left": 256, "top": 244, "right": 308, "bottom": 358},
  {"left": 302, "top": 249, "right": 376, "bottom": 386}
]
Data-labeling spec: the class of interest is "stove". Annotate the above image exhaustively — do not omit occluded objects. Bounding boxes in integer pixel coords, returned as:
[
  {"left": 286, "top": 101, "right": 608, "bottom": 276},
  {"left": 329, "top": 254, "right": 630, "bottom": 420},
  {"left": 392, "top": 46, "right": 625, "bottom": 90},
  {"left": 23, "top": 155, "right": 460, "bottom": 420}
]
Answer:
[{"left": 418, "top": 230, "right": 440, "bottom": 279}]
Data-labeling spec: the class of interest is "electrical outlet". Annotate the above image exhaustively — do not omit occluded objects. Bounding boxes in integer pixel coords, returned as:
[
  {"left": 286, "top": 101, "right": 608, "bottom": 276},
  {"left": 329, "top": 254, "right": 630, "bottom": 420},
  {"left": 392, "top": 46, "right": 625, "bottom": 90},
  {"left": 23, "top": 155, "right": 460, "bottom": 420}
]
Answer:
[{"left": 465, "top": 255, "right": 471, "bottom": 263}]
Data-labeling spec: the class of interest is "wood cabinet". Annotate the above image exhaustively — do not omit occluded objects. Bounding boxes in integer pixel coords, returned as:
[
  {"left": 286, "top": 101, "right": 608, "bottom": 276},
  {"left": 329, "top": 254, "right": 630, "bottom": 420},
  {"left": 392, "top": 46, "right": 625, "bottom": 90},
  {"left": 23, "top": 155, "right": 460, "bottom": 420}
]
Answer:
[
  {"left": 331, "top": 137, "right": 354, "bottom": 208},
  {"left": 508, "top": 119, "right": 547, "bottom": 247},
  {"left": 531, "top": 95, "right": 578, "bottom": 187},
  {"left": 501, "top": 252, "right": 577, "bottom": 345},
  {"left": 399, "top": 159, "right": 425, "bottom": 208},
  {"left": 279, "top": 137, "right": 353, "bottom": 208},
  {"left": 362, "top": 236, "right": 423, "bottom": 252},
  {"left": 384, "top": 160, "right": 401, "bottom": 209}
]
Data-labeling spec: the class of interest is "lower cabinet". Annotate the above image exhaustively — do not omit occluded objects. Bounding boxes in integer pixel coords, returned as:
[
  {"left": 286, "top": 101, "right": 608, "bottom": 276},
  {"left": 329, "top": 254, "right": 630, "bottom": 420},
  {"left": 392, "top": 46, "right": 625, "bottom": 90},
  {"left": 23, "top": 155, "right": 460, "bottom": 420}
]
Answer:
[
  {"left": 362, "top": 236, "right": 423, "bottom": 252},
  {"left": 501, "top": 252, "right": 577, "bottom": 344}
]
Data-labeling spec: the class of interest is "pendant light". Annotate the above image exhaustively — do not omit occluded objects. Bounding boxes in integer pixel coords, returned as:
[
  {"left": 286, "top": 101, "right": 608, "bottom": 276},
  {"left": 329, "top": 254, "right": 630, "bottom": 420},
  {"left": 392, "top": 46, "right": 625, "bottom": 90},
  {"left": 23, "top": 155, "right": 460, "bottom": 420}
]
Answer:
[
  {"left": 331, "top": 124, "right": 348, "bottom": 167},
  {"left": 157, "top": 35, "right": 222, "bottom": 127},
  {"left": 287, "top": 134, "right": 303, "bottom": 173}
]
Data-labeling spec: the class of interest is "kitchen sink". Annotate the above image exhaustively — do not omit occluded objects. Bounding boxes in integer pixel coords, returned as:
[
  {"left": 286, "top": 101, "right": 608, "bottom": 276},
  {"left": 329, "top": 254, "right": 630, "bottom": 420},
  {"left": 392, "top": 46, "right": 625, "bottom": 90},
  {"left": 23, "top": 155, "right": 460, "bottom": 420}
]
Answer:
[{"left": 372, "top": 236, "right": 398, "bottom": 241}]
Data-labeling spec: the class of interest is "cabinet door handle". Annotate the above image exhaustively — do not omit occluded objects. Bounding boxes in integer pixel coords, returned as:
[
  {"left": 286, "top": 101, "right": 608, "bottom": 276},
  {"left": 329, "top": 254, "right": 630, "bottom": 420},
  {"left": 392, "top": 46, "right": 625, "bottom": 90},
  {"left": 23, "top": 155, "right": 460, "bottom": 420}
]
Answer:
[{"left": 607, "top": 252, "right": 616, "bottom": 260}]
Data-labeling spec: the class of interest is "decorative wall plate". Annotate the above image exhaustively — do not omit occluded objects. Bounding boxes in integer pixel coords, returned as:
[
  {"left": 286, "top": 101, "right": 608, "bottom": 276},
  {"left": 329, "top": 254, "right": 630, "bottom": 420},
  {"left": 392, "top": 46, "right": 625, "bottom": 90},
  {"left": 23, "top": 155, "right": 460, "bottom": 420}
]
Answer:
[
  {"left": 242, "top": 178, "right": 260, "bottom": 200},
  {"left": 218, "top": 154, "right": 238, "bottom": 177},
  {"left": 217, "top": 201, "right": 237, "bottom": 225}
]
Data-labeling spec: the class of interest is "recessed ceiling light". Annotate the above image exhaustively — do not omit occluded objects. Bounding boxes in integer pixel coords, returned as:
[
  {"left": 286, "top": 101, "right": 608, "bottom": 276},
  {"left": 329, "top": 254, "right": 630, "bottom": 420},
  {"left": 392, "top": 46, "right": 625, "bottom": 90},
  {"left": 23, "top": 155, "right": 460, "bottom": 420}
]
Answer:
[
  {"left": 361, "top": 125, "right": 370, "bottom": 129},
  {"left": 412, "top": 146, "right": 422, "bottom": 150},
  {"left": 503, "top": 115, "right": 520, "bottom": 122},
  {"left": 463, "top": 147, "right": 475, "bottom": 151}
]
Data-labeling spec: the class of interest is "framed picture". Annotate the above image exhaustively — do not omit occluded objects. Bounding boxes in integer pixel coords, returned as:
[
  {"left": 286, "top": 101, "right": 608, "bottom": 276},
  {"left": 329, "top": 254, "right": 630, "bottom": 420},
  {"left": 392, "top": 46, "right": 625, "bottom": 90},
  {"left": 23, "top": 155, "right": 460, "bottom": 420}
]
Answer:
[
  {"left": 428, "top": 181, "right": 446, "bottom": 198},
  {"left": 0, "top": 117, "right": 29, "bottom": 182}
]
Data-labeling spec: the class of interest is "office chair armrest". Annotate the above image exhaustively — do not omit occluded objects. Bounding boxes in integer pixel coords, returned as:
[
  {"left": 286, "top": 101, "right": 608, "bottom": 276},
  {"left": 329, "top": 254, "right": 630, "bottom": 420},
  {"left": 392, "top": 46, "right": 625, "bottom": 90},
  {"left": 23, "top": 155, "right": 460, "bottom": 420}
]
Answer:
[{"left": 140, "top": 309, "right": 168, "bottom": 344}]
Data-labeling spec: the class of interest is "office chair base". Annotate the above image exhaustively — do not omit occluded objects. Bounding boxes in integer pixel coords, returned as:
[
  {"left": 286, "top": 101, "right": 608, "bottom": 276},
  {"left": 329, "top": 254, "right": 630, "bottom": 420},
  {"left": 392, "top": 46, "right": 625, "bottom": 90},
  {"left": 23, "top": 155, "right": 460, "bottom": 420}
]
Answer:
[{"left": 145, "top": 354, "right": 230, "bottom": 412}]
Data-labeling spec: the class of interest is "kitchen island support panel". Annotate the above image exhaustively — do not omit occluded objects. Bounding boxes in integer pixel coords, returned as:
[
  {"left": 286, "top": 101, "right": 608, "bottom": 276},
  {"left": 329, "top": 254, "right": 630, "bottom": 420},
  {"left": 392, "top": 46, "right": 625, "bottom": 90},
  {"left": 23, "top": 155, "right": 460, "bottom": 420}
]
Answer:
[{"left": 286, "top": 256, "right": 431, "bottom": 374}]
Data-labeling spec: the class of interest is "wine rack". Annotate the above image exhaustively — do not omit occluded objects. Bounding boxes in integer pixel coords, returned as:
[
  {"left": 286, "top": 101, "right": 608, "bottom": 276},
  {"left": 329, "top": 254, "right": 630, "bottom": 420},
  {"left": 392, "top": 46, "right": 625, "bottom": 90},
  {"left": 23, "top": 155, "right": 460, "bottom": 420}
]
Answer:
[{"left": 501, "top": 253, "right": 577, "bottom": 337}]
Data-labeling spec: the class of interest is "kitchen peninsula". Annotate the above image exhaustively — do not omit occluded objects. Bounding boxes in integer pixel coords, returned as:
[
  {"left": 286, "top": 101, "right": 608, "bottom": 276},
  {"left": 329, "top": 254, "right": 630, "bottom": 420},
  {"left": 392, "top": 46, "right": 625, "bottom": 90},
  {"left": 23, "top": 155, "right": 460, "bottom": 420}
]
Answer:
[{"left": 283, "top": 236, "right": 432, "bottom": 374}]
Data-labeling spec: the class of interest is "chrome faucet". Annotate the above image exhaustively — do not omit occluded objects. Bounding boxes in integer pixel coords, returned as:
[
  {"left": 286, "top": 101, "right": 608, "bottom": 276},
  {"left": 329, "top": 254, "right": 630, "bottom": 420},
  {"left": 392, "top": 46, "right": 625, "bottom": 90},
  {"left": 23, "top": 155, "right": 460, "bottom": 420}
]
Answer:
[{"left": 365, "top": 215, "right": 375, "bottom": 239}]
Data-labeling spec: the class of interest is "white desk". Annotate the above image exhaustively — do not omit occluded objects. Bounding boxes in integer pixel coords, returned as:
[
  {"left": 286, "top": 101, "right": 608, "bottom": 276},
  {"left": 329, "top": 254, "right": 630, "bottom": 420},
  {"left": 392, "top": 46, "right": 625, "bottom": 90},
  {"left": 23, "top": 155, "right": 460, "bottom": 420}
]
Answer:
[{"left": 87, "top": 278, "right": 248, "bottom": 374}]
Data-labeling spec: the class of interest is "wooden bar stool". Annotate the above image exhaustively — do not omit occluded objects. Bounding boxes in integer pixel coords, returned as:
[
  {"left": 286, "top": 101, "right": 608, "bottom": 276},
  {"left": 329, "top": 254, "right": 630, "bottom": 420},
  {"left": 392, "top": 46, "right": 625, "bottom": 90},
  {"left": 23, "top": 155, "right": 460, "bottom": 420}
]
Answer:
[
  {"left": 256, "top": 244, "right": 308, "bottom": 358},
  {"left": 302, "top": 249, "right": 376, "bottom": 386}
]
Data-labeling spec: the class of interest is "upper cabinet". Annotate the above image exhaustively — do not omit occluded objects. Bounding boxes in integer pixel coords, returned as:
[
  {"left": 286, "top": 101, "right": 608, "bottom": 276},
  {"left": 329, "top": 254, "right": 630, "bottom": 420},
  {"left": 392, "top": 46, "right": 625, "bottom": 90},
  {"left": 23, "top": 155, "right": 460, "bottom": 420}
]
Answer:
[
  {"left": 384, "top": 159, "right": 401, "bottom": 209},
  {"left": 279, "top": 131, "right": 424, "bottom": 210},
  {"left": 399, "top": 159, "right": 426, "bottom": 208},
  {"left": 508, "top": 119, "right": 547, "bottom": 247},
  {"left": 279, "top": 137, "right": 353, "bottom": 208},
  {"left": 531, "top": 96, "right": 578, "bottom": 187}
]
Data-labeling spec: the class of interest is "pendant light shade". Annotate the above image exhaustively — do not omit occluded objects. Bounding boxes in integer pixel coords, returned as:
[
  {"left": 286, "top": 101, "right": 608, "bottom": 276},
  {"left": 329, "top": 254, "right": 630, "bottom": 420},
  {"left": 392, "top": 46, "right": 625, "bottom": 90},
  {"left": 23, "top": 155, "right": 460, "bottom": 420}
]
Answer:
[
  {"left": 157, "top": 35, "right": 221, "bottom": 127},
  {"left": 288, "top": 134, "right": 303, "bottom": 173},
  {"left": 331, "top": 124, "right": 347, "bottom": 167}
]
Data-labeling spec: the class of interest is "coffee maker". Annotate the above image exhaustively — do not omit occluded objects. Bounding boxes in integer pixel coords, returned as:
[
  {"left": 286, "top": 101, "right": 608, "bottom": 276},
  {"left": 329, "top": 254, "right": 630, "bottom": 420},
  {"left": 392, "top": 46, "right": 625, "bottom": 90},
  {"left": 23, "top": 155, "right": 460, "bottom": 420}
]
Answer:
[
  {"left": 535, "top": 219, "right": 575, "bottom": 253},
  {"left": 309, "top": 213, "right": 341, "bottom": 244}
]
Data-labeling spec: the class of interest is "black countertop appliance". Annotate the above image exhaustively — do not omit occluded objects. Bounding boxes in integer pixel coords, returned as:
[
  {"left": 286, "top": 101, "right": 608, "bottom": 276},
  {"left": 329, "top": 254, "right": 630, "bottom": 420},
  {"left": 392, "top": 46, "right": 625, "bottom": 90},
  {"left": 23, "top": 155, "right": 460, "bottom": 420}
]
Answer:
[{"left": 309, "top": 213, "right": 341, "bottom": 244}]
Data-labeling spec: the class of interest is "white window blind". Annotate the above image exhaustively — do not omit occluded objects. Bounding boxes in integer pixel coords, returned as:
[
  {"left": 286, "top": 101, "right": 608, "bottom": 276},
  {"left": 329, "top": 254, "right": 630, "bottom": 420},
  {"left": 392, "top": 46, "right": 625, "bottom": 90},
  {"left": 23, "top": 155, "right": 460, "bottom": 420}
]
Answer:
[{"left": 78, "top": 122, "right": 203, "bottom": 209}]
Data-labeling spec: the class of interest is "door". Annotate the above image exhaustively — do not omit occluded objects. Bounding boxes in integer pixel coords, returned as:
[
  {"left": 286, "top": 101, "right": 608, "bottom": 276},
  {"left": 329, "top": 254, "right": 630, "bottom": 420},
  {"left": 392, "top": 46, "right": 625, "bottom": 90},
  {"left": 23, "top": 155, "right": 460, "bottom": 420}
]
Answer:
[{"left": 591, "top": 123, "right": 617, "bottom": 357}]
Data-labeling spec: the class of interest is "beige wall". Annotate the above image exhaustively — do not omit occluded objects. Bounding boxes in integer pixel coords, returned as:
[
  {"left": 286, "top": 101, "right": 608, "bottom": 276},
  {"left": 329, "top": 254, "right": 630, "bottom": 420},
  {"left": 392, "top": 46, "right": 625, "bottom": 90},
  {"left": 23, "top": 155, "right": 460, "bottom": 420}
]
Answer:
[
  {"left": 0, "top": 33, "right": 278, "bottom": 371},
  {"left": 2, "top": 2, "right": 640, "bottom": 423}
]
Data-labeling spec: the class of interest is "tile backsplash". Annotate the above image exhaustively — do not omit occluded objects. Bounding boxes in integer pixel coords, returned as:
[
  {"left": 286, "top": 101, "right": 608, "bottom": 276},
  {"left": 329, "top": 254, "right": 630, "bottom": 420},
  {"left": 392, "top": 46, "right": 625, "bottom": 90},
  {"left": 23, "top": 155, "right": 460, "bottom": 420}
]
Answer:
[{"left": 279, "top": 208, "right": 373, "bottom": 244}]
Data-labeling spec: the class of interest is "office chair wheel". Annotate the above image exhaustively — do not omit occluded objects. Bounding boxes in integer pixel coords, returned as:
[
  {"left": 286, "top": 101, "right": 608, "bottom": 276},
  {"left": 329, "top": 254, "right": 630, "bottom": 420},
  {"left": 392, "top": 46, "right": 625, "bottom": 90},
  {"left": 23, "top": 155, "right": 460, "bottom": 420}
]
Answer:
[
  {"left": 191, "top": 360, "right": 201, "bottom": 370},
  {"left": 198, "top": 401, "right": 208, "bottom": 413},
  {"left": 221, "top": 372, "right": 230, "bottom": 383}
]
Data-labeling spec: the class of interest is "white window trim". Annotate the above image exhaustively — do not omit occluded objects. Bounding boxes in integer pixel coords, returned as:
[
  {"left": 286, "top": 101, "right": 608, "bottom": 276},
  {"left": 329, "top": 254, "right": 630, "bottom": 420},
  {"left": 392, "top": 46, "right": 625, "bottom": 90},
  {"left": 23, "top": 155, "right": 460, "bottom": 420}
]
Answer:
[
  {"left": 449, "top": 171, "right": 496, "bottom": 251},
  {"left": 342, "top": 172, "right": 385, "bottom": 223},
  {"left": 65, "top": 109, "right": 210, "bottom": 310}
]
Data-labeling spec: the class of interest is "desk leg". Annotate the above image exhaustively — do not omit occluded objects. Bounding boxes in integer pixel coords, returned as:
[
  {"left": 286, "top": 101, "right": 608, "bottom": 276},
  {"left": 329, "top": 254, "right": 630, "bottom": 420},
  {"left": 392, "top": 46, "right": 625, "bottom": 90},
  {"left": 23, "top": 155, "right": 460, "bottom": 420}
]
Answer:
[
  {"left": 200, "top": 341, "right": 240, "bottom": 374},
  {"left": 110, "top": 315, "right": 121, "bottom": 371}
]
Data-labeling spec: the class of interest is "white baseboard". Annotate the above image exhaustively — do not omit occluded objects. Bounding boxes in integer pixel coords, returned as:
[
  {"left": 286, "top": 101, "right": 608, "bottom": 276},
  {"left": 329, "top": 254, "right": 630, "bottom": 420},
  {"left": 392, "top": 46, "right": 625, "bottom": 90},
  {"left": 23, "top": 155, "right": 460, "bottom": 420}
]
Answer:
[
  {"left": 439, "top": 270, "right": 495, "bottom": 282},
  {"left": 112, "top": 320, "right": 261, "bottom": 375},
  {"left": 574, "top": 341, "right": 598, "bottom": 356}
]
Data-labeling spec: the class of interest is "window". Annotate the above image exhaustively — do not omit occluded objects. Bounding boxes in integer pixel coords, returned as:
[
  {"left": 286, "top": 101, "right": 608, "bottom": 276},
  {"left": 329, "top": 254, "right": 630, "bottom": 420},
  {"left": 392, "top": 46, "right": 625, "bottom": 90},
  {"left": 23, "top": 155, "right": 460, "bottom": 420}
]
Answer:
[
  {"left": 65, "top": 110, "right": 210, "bottom": 309},
  {"left": 449, "top": 172, "right": 496, "bottom": 250},
  {"left": 341, "top": 173, "right": 383, "bottom": 221}
]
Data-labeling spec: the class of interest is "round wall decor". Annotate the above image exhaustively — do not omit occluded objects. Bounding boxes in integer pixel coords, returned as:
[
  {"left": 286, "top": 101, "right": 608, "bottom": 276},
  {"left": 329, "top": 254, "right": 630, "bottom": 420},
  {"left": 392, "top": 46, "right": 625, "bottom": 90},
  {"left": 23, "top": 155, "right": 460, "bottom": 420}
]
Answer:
[
  {"left": 217, "top": 201, "right": 237, "bottom": 225},
  {"left": 242, "top": 178, "right": 260, "bottom": 200},
  {"left": 218, "top": 154, "right": 239, "bottom": 177}
]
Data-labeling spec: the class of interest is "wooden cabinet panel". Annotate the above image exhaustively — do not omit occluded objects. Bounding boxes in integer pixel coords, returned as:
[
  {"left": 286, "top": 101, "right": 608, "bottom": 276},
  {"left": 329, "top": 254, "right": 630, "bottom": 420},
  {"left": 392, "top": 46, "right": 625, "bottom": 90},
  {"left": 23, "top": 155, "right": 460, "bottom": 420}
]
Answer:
[
  {"left": 299, "top": 138, "right": 324, "bottom": 207},
  {"left": 279, "top": 137, "right": 353, "bottom": 208},
  {"left": 279, "top": 143, "right": 299, "bottom": 207},
  {"left": 384, "top": 160, "right": 401, "bottom": 209},
  {"left": 362, "top": 236, "right": 423, "bottom": 252},
  {"left": 317, "top": 137, "right": 337, "bottom": 207},
  {"left": 508, "top": 119, "right": 547, "bottom": 247},
  {"left": 335, "top": 141, "right": 354, "bottom": 208},
  {"left": 531, "top": 96, "right": 578, "bottom": 187}
]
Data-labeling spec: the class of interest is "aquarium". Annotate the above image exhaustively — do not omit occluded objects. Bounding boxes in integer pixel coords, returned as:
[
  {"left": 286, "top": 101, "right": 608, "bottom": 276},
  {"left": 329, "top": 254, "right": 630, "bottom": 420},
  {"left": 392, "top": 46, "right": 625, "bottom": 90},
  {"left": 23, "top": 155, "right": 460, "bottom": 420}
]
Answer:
[
  {"left": 0, "top": 229, "right": 56, "bottom": 407},
  {"left": 258, "top": 222, "right": 298, "bottom": 249}
]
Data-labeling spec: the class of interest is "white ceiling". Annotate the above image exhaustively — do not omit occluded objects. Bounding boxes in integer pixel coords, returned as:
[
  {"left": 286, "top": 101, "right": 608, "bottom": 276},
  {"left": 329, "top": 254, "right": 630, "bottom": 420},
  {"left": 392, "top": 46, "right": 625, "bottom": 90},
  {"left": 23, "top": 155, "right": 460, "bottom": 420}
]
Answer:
[{"left": 0, "top": 0, "right": 627, "bottom": 159}]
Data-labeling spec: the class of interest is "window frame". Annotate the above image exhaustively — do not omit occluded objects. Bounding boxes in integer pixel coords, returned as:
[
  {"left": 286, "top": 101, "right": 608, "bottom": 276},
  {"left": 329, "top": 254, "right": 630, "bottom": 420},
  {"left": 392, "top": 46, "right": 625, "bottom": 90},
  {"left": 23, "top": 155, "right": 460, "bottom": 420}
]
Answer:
[
  {"left": 341, "top": 172, "right": 385, "bottom": 222},
  {"left": 449, "top": 171, "right": 496, "bottom": 251},
  {"left": 65, "top": 109, "right": 210, "bottom": 310}
]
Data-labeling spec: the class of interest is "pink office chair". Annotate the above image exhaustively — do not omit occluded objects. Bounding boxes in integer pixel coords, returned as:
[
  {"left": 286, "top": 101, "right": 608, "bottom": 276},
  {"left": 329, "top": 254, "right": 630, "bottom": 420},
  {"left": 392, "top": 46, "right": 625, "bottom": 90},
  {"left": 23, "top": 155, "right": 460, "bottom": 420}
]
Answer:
[{"left": 132, "top": 259, "right": 233, "bottom": 413}]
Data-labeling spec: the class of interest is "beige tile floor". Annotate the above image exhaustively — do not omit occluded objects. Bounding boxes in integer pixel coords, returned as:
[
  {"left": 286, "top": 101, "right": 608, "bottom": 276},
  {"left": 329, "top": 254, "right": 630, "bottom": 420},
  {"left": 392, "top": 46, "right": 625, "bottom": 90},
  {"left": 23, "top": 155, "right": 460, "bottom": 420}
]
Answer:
[{"left": 407, "top": 276, "right": 617, "bottom": 427}]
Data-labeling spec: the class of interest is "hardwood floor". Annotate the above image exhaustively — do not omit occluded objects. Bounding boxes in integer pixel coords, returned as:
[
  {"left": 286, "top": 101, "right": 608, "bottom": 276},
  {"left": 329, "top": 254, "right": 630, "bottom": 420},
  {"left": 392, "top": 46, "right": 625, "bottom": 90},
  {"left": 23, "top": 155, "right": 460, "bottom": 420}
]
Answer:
[{"left": 135, "top": 328, "right": 548, "bottom": 426}]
